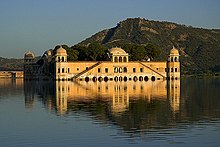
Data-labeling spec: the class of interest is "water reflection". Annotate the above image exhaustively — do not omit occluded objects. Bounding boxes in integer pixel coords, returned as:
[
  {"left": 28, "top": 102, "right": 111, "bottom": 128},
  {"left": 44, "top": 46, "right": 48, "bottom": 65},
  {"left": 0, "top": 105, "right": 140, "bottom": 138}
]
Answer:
[
  {"left": 22, "top": 80, "right": 183, "bottom": 131},
  {"left": 0, "top": 79, "right": 23, "bottom": 97},
  {"left": 54, "top": 80, "right": 176, "bottom": 115},
  {"left": 1, "top": 78, "right": 220, "bottom": 146}
]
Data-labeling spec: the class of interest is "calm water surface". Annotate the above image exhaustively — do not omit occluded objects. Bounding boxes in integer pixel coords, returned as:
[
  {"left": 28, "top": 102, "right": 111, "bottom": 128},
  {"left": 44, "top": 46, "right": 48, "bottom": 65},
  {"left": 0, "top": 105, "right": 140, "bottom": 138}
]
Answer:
[{"left": 0, "top": 78, "right": 220, "bottom": 147}]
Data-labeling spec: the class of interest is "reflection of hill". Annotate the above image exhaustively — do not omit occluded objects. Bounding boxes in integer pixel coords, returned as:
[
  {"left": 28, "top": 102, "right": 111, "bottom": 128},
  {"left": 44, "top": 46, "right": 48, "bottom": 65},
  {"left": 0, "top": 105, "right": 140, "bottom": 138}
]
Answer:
[{"left": 180, "top": 78, "right": 220, "bottom": 120}]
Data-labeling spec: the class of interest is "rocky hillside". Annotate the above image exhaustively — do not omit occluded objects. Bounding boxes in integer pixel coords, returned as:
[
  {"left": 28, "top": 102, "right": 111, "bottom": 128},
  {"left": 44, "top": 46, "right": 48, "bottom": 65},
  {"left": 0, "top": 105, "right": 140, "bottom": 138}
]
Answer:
[{"left": 79, "top": 18, "right": 220, "bottom": 74}]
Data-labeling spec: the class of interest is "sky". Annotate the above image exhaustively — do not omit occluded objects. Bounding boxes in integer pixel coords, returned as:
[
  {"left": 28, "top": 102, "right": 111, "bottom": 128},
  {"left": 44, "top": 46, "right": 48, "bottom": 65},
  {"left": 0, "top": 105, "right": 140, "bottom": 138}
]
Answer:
[{"left": 0, "top": 0, "right": 220, "bottom": 58}]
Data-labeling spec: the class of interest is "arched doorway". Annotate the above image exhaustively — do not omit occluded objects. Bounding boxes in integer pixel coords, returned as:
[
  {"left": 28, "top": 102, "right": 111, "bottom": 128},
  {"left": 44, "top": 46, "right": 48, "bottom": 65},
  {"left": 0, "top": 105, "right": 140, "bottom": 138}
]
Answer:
[
  {"left": 98, "top": 77, "right": 103, "bottom": 82},
  {"left": 124, "top": 76, "right": 127, "bottom": 81},
  {"left": 85, "top": 77, "right": 89, "bottom": 82},
  {"left": 92, "top": 77, "right": 97, "bottom": 82},
  {"left": 144, "top": 76, "right": 148, "bottom": 81},
  {"left": 104, "top": 77, "right": 108, "bottom": 82},
  {"left": 139, "top": 76, "right": 143, "bottom": 81},
  {"left": 151, "top": 76, "right": 155, "bottom": 81},
  {"left": 133, "top": 76, "right": 138, "bottom": 81}
]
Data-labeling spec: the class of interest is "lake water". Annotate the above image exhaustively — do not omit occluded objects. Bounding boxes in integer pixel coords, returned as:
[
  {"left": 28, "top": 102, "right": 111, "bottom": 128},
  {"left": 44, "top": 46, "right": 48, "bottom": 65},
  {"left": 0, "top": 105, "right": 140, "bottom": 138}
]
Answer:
[{"left": 0, "top": 78, "right": 220, "bottom": 147}]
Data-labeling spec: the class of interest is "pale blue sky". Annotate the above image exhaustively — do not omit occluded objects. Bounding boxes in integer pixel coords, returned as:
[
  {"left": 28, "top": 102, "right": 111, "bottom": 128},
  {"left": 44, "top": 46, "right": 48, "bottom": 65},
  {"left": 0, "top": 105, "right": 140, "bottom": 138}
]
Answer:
[{"left": 0, "top": 0, "right": 219, "bottom": 58}]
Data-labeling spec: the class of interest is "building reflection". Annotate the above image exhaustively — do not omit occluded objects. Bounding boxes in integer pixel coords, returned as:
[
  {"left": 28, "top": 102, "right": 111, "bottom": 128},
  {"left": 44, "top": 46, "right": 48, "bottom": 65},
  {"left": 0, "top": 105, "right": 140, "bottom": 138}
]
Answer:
[
  {"left": 22, "top": 79, "right": 181, "bottom": 132},
  {"left": 24, "top": 80, "right": 35, "bottom": 108},
  {"left": 167, "top": 80, "right": 180, "bottom": 114},
  {"left": 54, "top": 80, "right": 180, "bottom": 115}
]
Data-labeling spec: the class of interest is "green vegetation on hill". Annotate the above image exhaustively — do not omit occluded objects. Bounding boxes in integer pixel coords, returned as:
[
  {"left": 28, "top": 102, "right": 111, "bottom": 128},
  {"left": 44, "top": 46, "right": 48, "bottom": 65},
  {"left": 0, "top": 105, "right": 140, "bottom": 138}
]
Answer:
[{"left": 79, "top": 18, "right": 220, "bottom": 75}]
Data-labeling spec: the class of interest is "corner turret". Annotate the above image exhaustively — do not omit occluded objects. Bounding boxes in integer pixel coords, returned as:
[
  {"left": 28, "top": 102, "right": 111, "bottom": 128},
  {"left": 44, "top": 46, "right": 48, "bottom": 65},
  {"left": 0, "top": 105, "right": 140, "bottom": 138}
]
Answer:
[
  {"left": 55, "top": 46, "right": 67, "bottom": 62},
  {"left": 167, "top": 46, "right": 180, "bottom": 80},
  {"left": 24, "top": 51, "right": 36, "bottom": 79}
]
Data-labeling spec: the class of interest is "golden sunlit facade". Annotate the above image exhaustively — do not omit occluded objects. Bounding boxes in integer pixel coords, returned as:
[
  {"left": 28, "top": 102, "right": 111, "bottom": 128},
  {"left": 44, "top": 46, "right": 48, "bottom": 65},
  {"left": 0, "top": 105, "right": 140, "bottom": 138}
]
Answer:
[
  {"left": 24, "top": 46, "right": 180, "bottom": 81},
  {"left": 54, "top": 46, "right": 180, "bottom": 81}
]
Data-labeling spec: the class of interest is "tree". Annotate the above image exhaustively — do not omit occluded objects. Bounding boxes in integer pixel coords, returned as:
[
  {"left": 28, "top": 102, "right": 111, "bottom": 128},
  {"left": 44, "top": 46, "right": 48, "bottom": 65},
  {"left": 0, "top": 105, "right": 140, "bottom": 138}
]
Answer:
[
  {"left": 72, "top": 45, "right": 90, "bottom": 61},
  {"left": 88, "top": 43, "right": 106, "bottom": 61},
  {"left": 72, "top": 43, "right": 107, "bottom": 61},
  {"left": 144, "top": 43, "right": 161, "bottom": 60}
]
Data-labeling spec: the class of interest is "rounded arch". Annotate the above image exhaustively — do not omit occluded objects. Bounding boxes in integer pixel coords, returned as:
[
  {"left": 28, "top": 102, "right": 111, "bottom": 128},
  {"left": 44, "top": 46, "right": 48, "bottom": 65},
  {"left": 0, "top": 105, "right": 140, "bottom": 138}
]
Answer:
[
  {"left": 114, "top": 57, "right": 118, "bottom": 62},
  {"left": 62, "top": 57, "right": 65, "bottom": 62},
  {"left": 85, "top": 77, "right": 89, "bottom": 82},
  {"left": 144, "top": 76, "right": 149, "bottom": 81},
  {"left": 124, "top": 76, "right": 128, "bottom": 81},
  {"left": 123, "top": 56, "right": 127, "bottom": 62},
  {"left": 104, "top": 76, "right": 108, "bottom": 82},
  {"left": 119, "top": 67, "right": 123, "bottom": 73},
  {"left": 92, "top": 77, "right": 97, "bottom": 82},
  {"left": 119, "top": 56, "right": 122, "bottom": 62},
  {"left": 171, "top": 57, "right": 174, "bottom": 62},
  {"left": 114, "top": 67, "right": 118, "bottom": 73},
  {"left": 151, "top": 76, "right": 156, "bottom": 81},
  {"left": 133, "top": 76, "right": 138, "bottom": 82},
  {"left": 139, "top": 76, "right": 143, "bottom": 81},
  {"left": 98, "top": 77, "right": 103, "bottom": 82},
  {"left": 123, "top": 67, "right": 127, "bottom": 73},
  {"left": 174, "top": 57, "right": 178, "bottom": 62},
  {"left": 114, "top": 76, "right": 118, "bottom": 82},
  {"left": 119, "top": 76, "right": 123, "bottom": 81}
]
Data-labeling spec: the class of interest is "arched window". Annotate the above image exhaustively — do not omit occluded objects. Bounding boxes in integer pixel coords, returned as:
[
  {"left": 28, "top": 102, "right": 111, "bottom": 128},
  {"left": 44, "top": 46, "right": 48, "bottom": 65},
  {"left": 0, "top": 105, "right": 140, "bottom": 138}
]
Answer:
[
  {"left": 123, "top": 67, "right": 127, "bottom": 73},
  {"left": 123, "top": 57, "right": 127, "bottom": 62},
  {"left": 62, "top": 57, "right": 65, "bottom": 62},
  {"left": 174, "top": 57, "right": 178, "bottom": 62},
  {"left": 114, "top": 67, "right": 118, "bottom": 73},
  {"left": 58, "top": 57, "right": 60, "bottom": 62},
  {"left": 171, "top": 57, "right": 174, "bottom": 62},
  {"left": 119, "top": 56, "right": 122, "bottom": 62},
  {"left": 114, "top": 57, "right": 118, "bottom": 62}
]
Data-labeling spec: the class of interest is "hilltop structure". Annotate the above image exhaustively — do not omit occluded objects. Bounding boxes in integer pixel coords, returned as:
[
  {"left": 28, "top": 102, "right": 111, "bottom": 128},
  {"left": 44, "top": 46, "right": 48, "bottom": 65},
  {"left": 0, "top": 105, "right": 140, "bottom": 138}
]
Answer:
[{"left": 24, "top": 46, "right": 180, "bottom": 81}]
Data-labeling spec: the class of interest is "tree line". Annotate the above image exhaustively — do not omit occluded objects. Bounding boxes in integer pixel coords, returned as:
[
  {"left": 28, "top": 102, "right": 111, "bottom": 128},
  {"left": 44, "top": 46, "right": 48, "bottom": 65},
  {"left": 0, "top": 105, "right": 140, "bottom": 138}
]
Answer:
[{"left": 55, "top": 43, "right": 161, "bottom": 62}]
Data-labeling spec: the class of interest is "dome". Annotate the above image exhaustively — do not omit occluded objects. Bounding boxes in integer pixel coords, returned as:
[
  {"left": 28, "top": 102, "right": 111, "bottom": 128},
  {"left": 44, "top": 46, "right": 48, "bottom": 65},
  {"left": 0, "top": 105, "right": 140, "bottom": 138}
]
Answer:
[
  {"left": 24, "top": 51, "right": 35, "bottom": 59},
  {"left": 170, "top": 46, "right": 179, "bottom": 55},
  {"left": 109, "top": 47, "right": 127, "bottom": 54},
  {"left": 56, "top": 46, "right": 67, "bottom": 55}
]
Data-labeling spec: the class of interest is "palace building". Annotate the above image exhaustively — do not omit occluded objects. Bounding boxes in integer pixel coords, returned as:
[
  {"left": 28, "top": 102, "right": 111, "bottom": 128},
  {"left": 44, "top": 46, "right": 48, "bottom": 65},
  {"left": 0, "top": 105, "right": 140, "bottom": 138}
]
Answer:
[{"left": 24, "top": 46, "right": 180, "bottom": 81}]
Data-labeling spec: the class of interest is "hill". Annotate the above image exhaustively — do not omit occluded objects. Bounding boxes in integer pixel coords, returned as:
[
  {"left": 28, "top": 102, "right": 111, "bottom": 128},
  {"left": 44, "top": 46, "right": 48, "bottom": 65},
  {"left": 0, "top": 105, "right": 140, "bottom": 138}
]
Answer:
[
  {"left": 79, "top": 18, "right": 220, "bottom": 74},
  {"left": 0, "top": 57, "right": 23, "bottom": 71}
]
